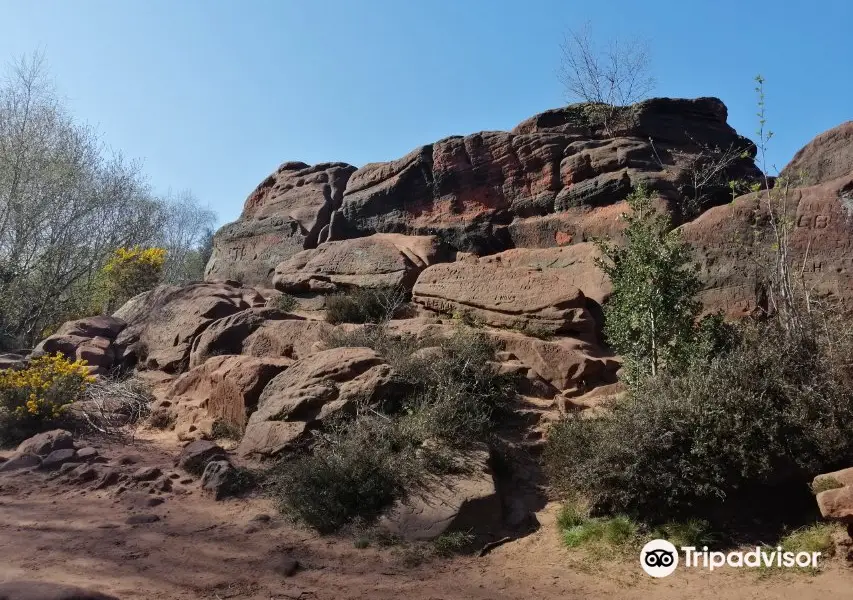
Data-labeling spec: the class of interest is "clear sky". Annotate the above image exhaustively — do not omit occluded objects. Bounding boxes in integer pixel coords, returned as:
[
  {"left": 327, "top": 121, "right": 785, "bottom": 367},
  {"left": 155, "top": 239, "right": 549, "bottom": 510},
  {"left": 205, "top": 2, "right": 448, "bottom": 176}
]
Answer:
[{"left": 1, "top": 0, "right": 850, "bottom": 225}]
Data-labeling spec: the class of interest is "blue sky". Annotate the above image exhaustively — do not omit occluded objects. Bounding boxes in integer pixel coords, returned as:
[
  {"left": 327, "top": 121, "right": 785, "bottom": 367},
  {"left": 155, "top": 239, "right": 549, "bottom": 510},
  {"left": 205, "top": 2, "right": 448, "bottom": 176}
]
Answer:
[{"left": 1, "top": 0, "right": 850, "bottom": 225}]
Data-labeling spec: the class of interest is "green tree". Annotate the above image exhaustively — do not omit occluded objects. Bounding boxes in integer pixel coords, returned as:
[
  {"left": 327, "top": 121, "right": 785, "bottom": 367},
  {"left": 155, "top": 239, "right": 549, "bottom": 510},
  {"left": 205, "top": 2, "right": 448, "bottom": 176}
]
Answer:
[{"left": 595, "top": 186, "right": 701, "bottom": 381}]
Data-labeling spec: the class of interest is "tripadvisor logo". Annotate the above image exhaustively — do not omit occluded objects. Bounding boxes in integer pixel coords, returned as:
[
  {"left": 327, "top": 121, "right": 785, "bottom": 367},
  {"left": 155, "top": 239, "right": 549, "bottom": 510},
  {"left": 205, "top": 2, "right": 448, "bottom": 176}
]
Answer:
[{"left": 640, "top": 539, "right": 821, "bottom": 577}]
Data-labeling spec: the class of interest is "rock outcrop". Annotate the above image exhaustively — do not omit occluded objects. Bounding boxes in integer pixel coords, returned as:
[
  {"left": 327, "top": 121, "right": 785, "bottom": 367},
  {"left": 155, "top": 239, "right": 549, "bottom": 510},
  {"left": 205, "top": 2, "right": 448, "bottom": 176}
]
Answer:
[
  {"left": 33, "top": 316, "right": 126, "bottom": 375},
  {"left": 813, "top": 467, "right": 853, "bottom": 530},
  {"left": 339, "top": 98, "right": 760, "bottom": 254},
  {"left": 238, "top": 347, "right": 397, "bottom": 457},
  {"left": 379, "top": 446, "right": 502, "bottom": 541},
  {"left": 188, "top": 307, "right": 302, "bottom": 369},
  {"left": 412, "top": 259, "right": 597, "bottom": 339},
  {"left": 273, "top": 233, "right": 449, "bottom": 293},
  {"left": 781, "top": 121, "right": 853, "bottom": 186},
  {"left": 683, "top": 121, "right": 853, "bottom": 316},
  {"left": 161, "top": 354, "right": 292, "bottom": 439},
  {"left": 114, "top": 282, "right": 266, "bottom": 372},
  {"left": 204, "top": 98, "right": 761, "bottom": 290},
  {"left": 205, "top": 162, "right": 357, "bottom": 285},
  {"left": 683, "top": 173, "right": 853, "bottom": 317}
]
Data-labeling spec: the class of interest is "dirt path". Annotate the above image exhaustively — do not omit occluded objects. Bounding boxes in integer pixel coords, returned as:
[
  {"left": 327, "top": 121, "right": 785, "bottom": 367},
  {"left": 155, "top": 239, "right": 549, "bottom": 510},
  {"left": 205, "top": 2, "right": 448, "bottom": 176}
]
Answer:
[{"left": 1, "top": 433, "right": 851, "bottom": 600}]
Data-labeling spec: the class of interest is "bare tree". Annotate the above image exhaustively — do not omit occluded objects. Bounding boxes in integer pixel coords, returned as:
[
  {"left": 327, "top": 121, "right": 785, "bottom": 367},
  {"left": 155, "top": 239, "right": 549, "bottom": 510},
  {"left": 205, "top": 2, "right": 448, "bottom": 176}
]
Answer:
[
  {"left": 559, "top": 25, "right": 655, "bottom": 135},
  {"left": 0, "top": 53, "right": 164, "bottom": 347},
  {"left": 156, "top": 189, "right": 217, "bottom": 284}
]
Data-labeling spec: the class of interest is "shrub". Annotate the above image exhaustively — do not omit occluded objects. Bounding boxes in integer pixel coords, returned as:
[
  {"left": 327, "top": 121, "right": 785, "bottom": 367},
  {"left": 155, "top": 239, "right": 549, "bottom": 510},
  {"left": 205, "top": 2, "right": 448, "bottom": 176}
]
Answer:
[
  {"left": 327, "top": 325, "right": 516, "bottom": 444},
  {"left": 324, "top": 285, "right": 405, "bottom": 325},
  {"left": 0, "top": 353, "right": 95, "bottom": 445},
  {"left": 98, "top": 246, "right": 166, "bottom": 312},
  {"left": 269, "top": 416, "right": 417, "bottom": 533},
  {"left": 402, "top": 328, "right": 516, "bottom": 443},
  {"left": 274, "top": 293, "right": 298, "bottom": 313},
  {"left": 272, "top": 325, "right": 517, "bottom": 532},
  {"left": 545, "top": 321, "right": 853, "bottom": 525}
]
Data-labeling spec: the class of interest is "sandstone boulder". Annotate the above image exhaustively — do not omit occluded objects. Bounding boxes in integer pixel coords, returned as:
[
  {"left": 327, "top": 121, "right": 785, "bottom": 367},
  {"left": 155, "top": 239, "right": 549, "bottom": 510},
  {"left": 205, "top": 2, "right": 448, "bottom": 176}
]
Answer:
[
  {"left": 0, "top": 453, "right": 41, "bottom": 473},
  {"left": 781, "top": 121, "right": 853, "bottom": 186},
  {"left": 113, "top": 282, "right": 265, "bottom": 373},
  {"left": 32, "top": 316, "right": 126, "bottom": 373},
  {"left": 272, "top": 233, "right": 448, "bottom": 293},
  {"left": 16, "top": 429, "right": 74, "bottom": 456},
  {"left": 205, "top": 162, "right": 357, "bottom": 285},
  {"left": 241, "top": 319, "right": 333, "bottom": 359},
  {"left": 412, "top": 259, "right": 597, "bottom": 339},
  {"left": 201, "top": 459, "right": 242, "bottom": 500},
  {"left": 177, "top": 440, "right": 227, "bottom": 475},
  {"left": 238, "top": 347, "right": 396, "bottom": 457},
  {"left": 488, "top": 331, "right": 619, "bottom": 393},
  {"left": 476, "top": 243, "right": 611, "bottom": 304},
  {"left": 379, "top": 446, "right": 502, "bottom": 541},
  {"left": 164, "top": 354, "right": 292, "bottom": 440},
  {"left": 816, "top": 485, "right": 853, "bottom": 524},
  {"left": 188, "top": 307, "right": 302, "bottom": 369},
  {"left": 682, "top": 174, "right": 853, "bottom": 316}
]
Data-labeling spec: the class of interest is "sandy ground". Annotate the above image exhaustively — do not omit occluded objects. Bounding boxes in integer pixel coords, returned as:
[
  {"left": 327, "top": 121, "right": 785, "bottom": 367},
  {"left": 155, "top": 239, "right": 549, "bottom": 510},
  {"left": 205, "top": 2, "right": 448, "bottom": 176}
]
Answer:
[{"left": 1, "top": 431, "right": 852, "bottom": 600}]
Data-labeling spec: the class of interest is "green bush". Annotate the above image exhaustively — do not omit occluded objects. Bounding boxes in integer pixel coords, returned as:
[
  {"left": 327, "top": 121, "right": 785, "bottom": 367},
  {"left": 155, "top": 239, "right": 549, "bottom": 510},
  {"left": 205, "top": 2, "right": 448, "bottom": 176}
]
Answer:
[
  {"left": 594, "top": 185, "right": 701, "bottom": 382},
  {"left": 324, "top": 285, "right": 405, "bottom": 324},
  {"left": 271, "top": 326, "right": 516, "bottom": 532},
  {"left": 274, "top": 293, "right": 299, "bottom": 313},
  {"left": 269, "top": 416, "right": 418, "bottom": 533},
  {"left": 545, "top": 321, "right": 853, "bottom": 525}
]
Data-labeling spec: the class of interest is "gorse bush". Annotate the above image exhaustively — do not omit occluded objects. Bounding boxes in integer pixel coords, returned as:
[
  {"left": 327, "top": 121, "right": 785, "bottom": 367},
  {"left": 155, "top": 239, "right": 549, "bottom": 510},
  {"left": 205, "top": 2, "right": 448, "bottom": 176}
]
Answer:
[
  {"left": 272, "top": 325, "right": 516, "bottom": 532},
  {"left": 324, "top": 285, "right": 405, "bottom": 325},
  {"left": 99, "top": 246, "right": 166, "bottom": 312},
  {"left": 545, "top": 320, "right": 853, "bottom": 525},
  {"left": 0, "top": 353, "right": 95, "bottom": 445}
]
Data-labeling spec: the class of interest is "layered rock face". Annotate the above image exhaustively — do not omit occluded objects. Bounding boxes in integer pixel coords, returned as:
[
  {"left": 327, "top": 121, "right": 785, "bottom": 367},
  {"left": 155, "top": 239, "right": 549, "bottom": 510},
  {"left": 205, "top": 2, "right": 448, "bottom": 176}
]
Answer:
[
  {"left": 682, "top": 122, "right": 853, "bottom": 316},
  {"left": 273, "top": 233, "right": 449, "bottom": 293},
  {"left": 339, "top": 98, "right": 761, "bottom": 254},
  {"left": 205, "top": 161, "right": 357, "bottom": 285},
  {"left": 206, "top": 98, "right": 761, "bottom": 290}
]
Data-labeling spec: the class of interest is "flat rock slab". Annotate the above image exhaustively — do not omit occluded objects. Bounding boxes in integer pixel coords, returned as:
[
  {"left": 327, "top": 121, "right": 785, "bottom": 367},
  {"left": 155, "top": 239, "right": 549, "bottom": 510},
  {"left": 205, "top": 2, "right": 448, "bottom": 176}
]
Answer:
[
  {"left": 273, "top": 233, "right": 447, "bottom": 293},
  {"left": 379, "top": 448, "right": 502, "bottom": 541},
  {"left": 413, "top": 259, "right": 595, "bottom": 339}
]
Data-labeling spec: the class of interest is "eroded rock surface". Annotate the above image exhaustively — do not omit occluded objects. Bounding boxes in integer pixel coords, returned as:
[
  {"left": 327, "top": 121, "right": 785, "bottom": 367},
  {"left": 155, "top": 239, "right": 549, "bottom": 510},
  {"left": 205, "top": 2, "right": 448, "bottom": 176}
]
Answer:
[
  {"left": 340, "top": 98, "right": 760, "bottom": 254},
  {"left": 238, "top": 347, "right": 397, "bottom": 457},
  {"left": 682, "top": 174, "right": 853, "bottom": 316},
  {"left": 113, "top": 282, "right": 266, "bottom": 373},
  {"left": 162, "top": 354, "right": 292, "bottom": 439},
  {"left": 205, "top": 162, "right": 357, "bottom": 285},
  {"left": 273, "top": 233, "right": 449, "bottom": 293},
  {"left": 412, "top": 259, "right": 597, "bottom": 339}
]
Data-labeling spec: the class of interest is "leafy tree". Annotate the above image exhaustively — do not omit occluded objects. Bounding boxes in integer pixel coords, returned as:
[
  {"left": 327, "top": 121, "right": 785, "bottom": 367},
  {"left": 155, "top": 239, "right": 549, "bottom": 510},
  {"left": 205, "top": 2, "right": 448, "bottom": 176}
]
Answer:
[{"left": 595, "top": 186, "right": 701, "bottom": 381}]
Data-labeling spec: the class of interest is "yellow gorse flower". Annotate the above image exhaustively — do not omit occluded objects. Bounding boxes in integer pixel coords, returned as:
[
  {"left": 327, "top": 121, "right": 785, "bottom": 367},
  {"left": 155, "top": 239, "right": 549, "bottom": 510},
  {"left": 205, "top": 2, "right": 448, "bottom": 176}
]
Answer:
[{"left": 0, "top": 353, "right": 94, "bottom": 423}]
